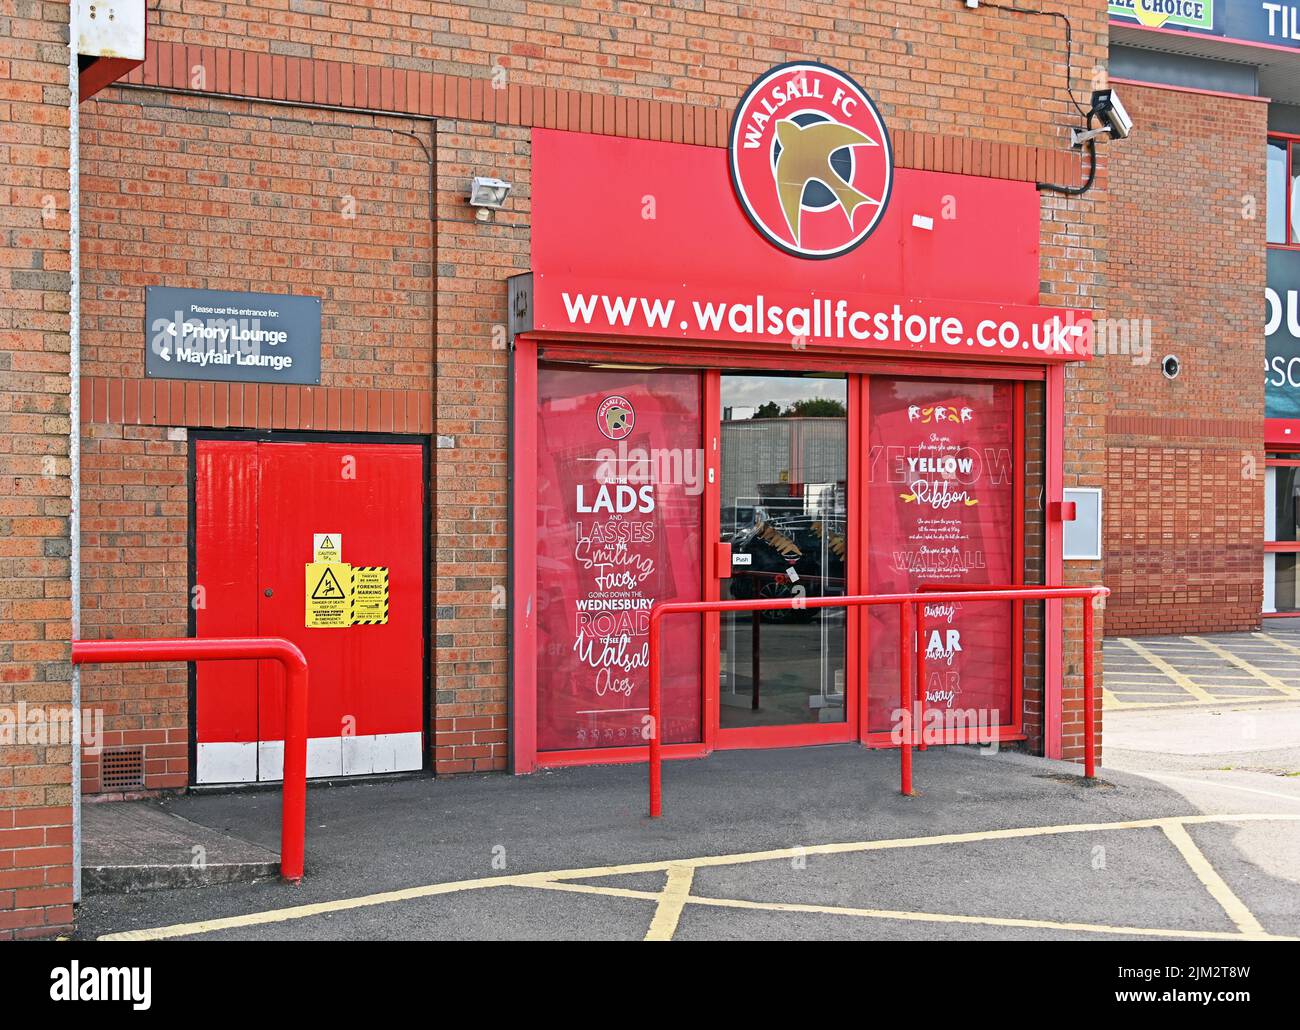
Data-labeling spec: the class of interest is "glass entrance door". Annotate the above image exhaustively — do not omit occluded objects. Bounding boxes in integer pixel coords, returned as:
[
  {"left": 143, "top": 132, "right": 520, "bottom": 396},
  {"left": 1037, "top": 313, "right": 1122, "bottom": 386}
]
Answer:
[{"left": 717, "top": 373, "right": 850, "bottom": 737}]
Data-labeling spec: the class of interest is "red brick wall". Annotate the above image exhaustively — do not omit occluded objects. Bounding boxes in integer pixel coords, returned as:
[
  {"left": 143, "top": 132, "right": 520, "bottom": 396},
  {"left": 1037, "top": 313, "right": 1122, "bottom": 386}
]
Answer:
[
  {"left": 433, "top": 120, "right": 528, "bottom": 772},
  {"left": 76, "top": 90, "right": 435, "bottom": 790},
  {"left": 79, "top": 424, "right": 188, "bottom": 794},
  {"left": 1105, "top": 430, "right": 1263, "bottom": 635},
  {"left": 141, "top": 0, "right": 1105, "bottom": 151},
  {"left": 1055, "top": 197, "right": 1108, "bottom": 762},
  {"left": 1103, "top": 84, "right": 1266, "bottom": 635},
  {"left": 79, "top": 91, "right": 433, "bottom": 387},
  {"left": 0, "top": 0, "right": 75, "bottom": 939}
]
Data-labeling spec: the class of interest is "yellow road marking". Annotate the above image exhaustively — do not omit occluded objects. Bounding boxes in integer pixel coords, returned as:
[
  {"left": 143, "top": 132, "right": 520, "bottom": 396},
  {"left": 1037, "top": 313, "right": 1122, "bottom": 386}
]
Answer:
[
  {"left": 1110, "top": 691, "right": 1273, "bottom": 699},
  {"left": 643, "top": 863, "right": 694, "bottom": 941},
  {"left": 518, "top": 877, "right": 1296, "bottom": 942},
  {"left": 1109, "top": 673, "right": 1263, "bottom": 682},
  {"left": 529, "top": 880, "right": 662, "bottom": 902},
  {"left": 1102, "top": 670, "right": 1180, "bottom": 677},
  {"left": 1185, "top": 636, "right": 1300, "bottom": 698},
  {"left": 99, "top": 814, "right": 1300, "bottom": 942},
  {"left": 98, "top": 875, "right": 527, "bottom": 940},
  {"left": 1116, "top": 638, "right": 1213, "bottom": 703},
  {"left": 1253, "top": 631, "right": 1300, "bottom": 663},
  {"left": 674, "top": 894, "right": 1295, "bottom": 941},
  {"left": 1159, "top": 820, "right": 1269, "bottom": 938},
  {"left": 1100, "top": 696, "right": 1296, "bottom": 712},
  {"left": 1107, "top": 690, "right": 1197, "bottom": 696}
]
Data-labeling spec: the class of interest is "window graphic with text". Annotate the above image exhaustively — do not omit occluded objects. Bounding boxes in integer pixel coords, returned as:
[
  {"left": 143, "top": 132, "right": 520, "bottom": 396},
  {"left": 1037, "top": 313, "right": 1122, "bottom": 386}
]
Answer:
[
  {"left": 866, "top": 379, "right": 1016, "bottom": 734},
  {"left": 535, "top": 368, "right": 704, "bottom": 751}
]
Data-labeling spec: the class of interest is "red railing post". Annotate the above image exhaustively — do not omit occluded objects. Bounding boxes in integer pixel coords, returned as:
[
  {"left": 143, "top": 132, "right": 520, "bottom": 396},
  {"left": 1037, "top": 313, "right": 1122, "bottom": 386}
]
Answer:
[
  {"left": 280, "top": 654, "right": 309, "bottom": 881},
  {"left": 1083, "top": 596, "right": 1096, "bottom": 780},
  {"left": 899, "top": 600, "right": 913, "bottom": 796},
  {"left": 644, "top": 586, "right": 1107, "bottom": 816},
  {"left": 648, "top": 607, "right": 663, "bottom": 818},
  {"left": 71, "top": 636, "right": 309, "bottom": 884},
  {"left": 914, "top": 599, "right": 926, "bottom": 753}
]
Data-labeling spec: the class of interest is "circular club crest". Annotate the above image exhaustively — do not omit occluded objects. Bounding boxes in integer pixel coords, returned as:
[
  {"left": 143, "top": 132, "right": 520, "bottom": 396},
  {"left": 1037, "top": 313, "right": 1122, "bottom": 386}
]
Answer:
[
  {"left": 729, "top": 62, "right": 893, "bottom": 259},
  {"left": 596, "top": 395, "right": 636, "bottom": 440}
]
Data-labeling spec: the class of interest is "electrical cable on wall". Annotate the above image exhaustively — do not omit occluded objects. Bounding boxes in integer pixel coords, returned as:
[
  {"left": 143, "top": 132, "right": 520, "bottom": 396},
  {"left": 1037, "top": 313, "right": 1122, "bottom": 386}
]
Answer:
[{"left": 969, "top": 1, "right": 1099, "bottom": 196}]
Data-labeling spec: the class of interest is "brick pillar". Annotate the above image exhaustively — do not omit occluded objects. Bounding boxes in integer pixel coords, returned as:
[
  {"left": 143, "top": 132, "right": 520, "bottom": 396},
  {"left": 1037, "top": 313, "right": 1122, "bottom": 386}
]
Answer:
[
  {"left": 0, "top": 0, "right": 76, "bottom": 938},
  {"left": 433, "top": 121, "right": 530, "bottom": 772}
]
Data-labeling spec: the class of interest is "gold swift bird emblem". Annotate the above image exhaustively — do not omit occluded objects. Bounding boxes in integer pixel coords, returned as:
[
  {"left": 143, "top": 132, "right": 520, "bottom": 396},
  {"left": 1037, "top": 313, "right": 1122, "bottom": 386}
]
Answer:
[
  {"left": 773, "top": 118, "right": 879, "bottom": 246},
  {"left": 603, "top": 405, "right": 632, "bottom": 434}
]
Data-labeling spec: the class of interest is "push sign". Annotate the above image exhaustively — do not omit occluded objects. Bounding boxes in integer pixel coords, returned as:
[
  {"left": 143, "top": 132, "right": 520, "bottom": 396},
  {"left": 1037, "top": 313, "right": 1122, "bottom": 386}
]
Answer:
[{"left": 145, "top": 286, "right": 322, "bottom": 385}]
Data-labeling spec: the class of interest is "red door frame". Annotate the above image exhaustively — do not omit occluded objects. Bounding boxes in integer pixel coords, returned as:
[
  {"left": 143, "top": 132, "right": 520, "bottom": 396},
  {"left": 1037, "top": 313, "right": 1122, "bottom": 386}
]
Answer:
[
  {"left": 1263, "top": 454, "right": 1300, "bottom": 617},
  {"left": 510, "top": 335, "right": 1059, "bottom": 773},
  {"left": 706, "top": 370, "right": 860, "bottom": 752}
]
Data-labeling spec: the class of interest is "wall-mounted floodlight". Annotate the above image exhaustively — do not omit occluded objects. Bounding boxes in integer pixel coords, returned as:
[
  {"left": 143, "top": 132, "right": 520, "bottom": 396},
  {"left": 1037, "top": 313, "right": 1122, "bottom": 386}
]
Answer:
[{"left": 469, "top": 176, "right": 513, "bottom": 220}]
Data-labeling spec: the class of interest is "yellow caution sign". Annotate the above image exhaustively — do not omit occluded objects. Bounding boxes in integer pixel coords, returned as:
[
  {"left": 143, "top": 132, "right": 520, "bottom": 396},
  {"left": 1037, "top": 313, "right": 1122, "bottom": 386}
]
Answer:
[
  {"left": 350, "top": 567, "right": 389, "bottom": 625},
  {"left": 313, "top": 534, "right": 342, "bottom": 563},
  {"left": 306, "top": 562, "right": 352, "bottom": 628}
]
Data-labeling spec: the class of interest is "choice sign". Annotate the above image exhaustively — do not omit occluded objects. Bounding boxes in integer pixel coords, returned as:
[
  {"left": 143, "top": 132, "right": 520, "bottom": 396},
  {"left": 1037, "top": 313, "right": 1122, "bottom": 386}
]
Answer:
[{"left": 729, "top": 61, "right": 893, "bottom": 259}]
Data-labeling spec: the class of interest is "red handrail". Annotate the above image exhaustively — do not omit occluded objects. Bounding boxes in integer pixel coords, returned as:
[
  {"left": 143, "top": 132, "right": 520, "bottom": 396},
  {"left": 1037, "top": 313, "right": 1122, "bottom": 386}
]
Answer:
[
  {"left": 71, "top": 636, "right": 309, "bottom": 884},
  {"left": 647, "top": 585, "right": 1108, "bottom": 817}
]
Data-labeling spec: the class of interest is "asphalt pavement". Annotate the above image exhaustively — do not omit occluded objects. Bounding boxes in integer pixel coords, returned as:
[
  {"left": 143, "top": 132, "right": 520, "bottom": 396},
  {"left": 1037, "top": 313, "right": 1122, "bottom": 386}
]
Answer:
[{"left": 72, "top": 740, "right": 1300, "bottom": 941}]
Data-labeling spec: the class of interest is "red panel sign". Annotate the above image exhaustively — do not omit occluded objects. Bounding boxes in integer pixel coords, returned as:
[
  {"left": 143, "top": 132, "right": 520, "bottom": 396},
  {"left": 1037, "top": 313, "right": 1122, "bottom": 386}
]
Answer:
[
  {"left": 535, "top": 368, "right": 704, "bottom": 750},
  {"left": 866, "top": 379, "right": 1016, "bottom": 735},
  {"left": 530, "top": 129, "right": 1092, "bottom": 361}
]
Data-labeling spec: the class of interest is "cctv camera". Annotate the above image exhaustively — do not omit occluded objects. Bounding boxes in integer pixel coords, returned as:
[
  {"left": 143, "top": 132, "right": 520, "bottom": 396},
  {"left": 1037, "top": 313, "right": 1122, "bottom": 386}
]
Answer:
[
  {"left": 1070, "top": 89, "right": 1134, "bottom": 149},
  {"left": 1090, "top": 89, "right": 1132, "bottom": 141}
]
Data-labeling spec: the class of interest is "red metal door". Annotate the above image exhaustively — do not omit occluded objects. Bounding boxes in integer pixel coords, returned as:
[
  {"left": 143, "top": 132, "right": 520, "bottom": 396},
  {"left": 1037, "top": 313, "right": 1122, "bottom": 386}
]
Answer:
[
  {"left": 194, "top": 439, "right": 425, "bottom": 783},
  {"left": 194, "top": 441, "right": 261, "bottom": 781}
]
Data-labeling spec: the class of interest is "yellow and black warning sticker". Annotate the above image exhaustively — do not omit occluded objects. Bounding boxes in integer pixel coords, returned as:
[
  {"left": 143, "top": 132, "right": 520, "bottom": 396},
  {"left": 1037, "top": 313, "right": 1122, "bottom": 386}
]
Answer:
[
  {"left": 305, "top": 562, "right": 352, "bottom": 628},
  {"left": 350, "top": 566, "right": 389, "bottom": 625}
]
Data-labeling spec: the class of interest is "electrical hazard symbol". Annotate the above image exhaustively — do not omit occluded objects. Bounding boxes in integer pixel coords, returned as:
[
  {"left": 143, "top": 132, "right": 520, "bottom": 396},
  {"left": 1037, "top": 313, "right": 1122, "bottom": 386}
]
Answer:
[
  {"left": 313, "top": 566, "right": 347, "bottom": 599},
  {"left": 306, "top": 562, "right": 352, "bottom": 628},
  {"left": 350, "top": 567, "right": 389, "bottom": 625}
]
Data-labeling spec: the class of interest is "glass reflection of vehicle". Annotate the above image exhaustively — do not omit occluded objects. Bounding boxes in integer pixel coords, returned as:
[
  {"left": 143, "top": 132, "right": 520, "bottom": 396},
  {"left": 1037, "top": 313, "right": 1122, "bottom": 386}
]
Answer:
[{"left": 728, "top": 502, "right": 846, "bottom": 623}]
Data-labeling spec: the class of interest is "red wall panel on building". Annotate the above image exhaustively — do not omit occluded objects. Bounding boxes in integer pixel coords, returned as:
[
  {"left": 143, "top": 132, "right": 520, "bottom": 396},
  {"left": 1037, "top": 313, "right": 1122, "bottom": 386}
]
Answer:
[
  {"left": 531, "top": 129, "right": 1043, "bottom": 306},
  {"left": 527, "top": 129, "right": 1089, "bottom": 360},
  {"left": 194, "top": 439, "right": 425, "bottom": 783}
]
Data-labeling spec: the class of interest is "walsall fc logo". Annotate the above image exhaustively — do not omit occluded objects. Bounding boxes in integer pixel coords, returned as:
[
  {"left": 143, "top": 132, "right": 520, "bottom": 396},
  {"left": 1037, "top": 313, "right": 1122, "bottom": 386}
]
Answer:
[
  {"left": 729, "top": 62, "right": 893, "bottom": 260},
  {"left": 597, "top": 395, "right": 635, "bottom": 441}
]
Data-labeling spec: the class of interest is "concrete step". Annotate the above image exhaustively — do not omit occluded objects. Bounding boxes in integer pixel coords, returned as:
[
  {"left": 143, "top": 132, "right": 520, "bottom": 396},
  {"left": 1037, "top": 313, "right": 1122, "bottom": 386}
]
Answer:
[{"left": 82, "top": 799, "right": 279, "bottom": 894}]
